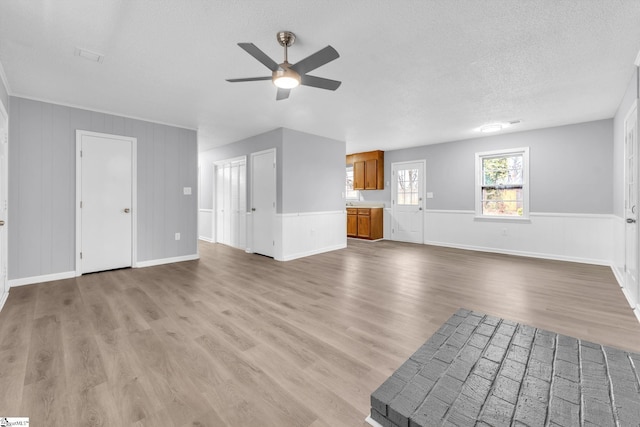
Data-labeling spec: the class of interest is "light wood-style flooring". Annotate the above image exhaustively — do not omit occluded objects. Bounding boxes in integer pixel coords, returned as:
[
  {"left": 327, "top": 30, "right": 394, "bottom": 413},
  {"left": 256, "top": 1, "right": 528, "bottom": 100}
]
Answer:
[{"left": 1, "top": 240, "right": 639, "bottom": 426}]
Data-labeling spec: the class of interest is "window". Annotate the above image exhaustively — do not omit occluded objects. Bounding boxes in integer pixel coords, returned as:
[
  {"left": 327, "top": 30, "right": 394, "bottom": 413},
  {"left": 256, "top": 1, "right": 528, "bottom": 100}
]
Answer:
[
  {"left": 397, "top": 168, "right": 419, "bottom": 205},
  {"left": 475, "top": 148, "right": 529, "bottom": 218},
  {"left": 345, "top": 165, "right": 359, "bottom": 200}
]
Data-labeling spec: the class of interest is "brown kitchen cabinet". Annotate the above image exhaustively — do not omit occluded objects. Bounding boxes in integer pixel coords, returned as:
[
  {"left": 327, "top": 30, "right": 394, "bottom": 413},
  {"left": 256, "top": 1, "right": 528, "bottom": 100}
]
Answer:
[
  {"left": 347, "top": 150, "right": 384, "bottom": 190},
  {"left": 347, "top": 207, "right": 382, "bottom": 240},
  {"left": 346, "top": 208, "right": 358, "bottom": 237}
]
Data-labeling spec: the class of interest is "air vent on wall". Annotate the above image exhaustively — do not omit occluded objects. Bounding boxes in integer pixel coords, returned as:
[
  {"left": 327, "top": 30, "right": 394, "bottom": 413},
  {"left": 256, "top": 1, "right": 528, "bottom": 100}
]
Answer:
[{"left": 74, "top": 48, "right": 104, "bottom": 63}]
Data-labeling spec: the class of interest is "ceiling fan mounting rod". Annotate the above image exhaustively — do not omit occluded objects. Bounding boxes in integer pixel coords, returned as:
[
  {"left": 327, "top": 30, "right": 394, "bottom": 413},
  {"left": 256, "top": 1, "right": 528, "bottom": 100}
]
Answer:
[{"left": 277, "top": 31, "right": 296, "bottom": 63}]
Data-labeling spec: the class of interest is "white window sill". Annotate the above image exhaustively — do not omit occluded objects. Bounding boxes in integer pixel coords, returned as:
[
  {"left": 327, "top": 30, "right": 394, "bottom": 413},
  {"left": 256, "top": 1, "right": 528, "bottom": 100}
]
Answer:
[{"left": 474, "top": 215, "right": 531, "bottom": 223}]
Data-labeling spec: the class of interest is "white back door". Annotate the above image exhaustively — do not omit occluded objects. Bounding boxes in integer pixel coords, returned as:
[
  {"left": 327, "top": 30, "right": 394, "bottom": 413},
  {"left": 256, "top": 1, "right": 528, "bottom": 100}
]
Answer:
[
  {"left": 392, "top": 160, "right": 425, "bottom": 244},
  {"left": 625, "top": 100, "right": 639, "bottom": 309},
  {"left": 251, "top": 149, "right": 276, "bottom": 257},
  {"left": 77, "top": 131, "right": 135, "bottom": 274}
]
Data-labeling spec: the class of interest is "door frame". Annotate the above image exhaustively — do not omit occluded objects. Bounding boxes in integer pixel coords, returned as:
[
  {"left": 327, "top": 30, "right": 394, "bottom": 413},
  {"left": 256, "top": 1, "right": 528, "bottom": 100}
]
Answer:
[
  {"left": 391, "top": 159, "right": 426, "bottom": 244},
  {"left": 624, "top": 99, "right": 640, "bottom": 313},
  {"left": 75, "top": 130, "right": 137, "bottom": 276},
  {"left": 0, "top": 99, "right": 8, "bottom": 309},
  {"left": 249, "top": 148, "right": 276, "bottom": 256}
]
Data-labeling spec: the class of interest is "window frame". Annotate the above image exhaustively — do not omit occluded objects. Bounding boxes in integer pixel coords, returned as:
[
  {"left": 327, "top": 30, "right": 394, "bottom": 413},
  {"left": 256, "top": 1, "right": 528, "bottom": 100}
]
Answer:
[
  {"left": 475, "top": 147, "right": 530, "bottom": 220},
  {"left": 345, "top": 165, "right": 360, "bottom": 201}
]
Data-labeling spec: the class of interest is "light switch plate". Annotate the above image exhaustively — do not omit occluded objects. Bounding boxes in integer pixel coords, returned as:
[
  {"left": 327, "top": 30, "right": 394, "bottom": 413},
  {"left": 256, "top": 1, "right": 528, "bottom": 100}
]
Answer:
[
  {"left": 183, "top": 187, "right": 192, "bottom": 195},
  {"left": 426, "top": 192, "right": 434, "bottom": 199}
]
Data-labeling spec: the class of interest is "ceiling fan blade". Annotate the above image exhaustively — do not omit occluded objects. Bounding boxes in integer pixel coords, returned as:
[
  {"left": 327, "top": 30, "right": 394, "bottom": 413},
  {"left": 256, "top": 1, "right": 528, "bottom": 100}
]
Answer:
[
  {"left": 300, "top": 75, "right": 342, "bottom": 91},
  {"left": 226, "top": 76, "right": 272, "bottom": 83},
  {"left": 276, "top": 88, "right": 290, "bottom": 101},
  {"left": 290, "top": 45, "right": 339, "bottom": 75},
  {"left": 238, "top": 43, "right": 280, "bottom": 72}
]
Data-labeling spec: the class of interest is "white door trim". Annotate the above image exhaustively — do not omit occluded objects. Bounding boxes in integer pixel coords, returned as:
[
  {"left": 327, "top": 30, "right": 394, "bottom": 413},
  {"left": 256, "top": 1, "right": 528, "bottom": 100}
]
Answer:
[
  {"left": 623, "top": 99, "right": 640, "bottom": 314},
  {"left": 0, "top": 98, "right": 8, "bottom": 311},
  {"left": 391, "top": 159, "right": 426, "bottom": 244},
  {"left": 75, "top": 130, "right": 137, "bottom": 276}
]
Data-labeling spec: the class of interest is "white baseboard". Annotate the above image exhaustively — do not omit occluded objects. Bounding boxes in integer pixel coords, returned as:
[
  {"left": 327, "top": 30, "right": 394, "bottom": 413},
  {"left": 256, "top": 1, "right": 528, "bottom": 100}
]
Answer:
[
  {"left": 0, "top": 291, "right": 8, "bottom": 312},
  {"left": 611, "top": 265, "right": 625, "bottom": 289},
  {"left": 198, "top": 236, "right": 215, "bottom": 243},
  {"left": 365, "top": 415, "right": 383, "bottom": 427},
  {"left": 277, "top": 243, "right": 347, "bottom": 262},
  {"left": 135, "top": 253, "right": 199, "bottom": 268},
  {"left": 9, "top": 270, "right": 76, "bottom": 287}
]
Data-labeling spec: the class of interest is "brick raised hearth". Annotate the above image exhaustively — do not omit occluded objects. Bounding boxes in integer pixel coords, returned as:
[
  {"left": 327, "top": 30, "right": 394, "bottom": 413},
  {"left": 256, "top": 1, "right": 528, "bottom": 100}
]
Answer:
[{"left": 369, "top": 309, "right": 640, "bottom": 427}]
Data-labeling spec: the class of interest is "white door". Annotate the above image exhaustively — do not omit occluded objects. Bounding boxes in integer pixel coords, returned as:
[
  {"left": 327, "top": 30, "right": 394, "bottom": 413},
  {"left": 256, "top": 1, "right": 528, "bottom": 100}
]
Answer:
[
  {"left": 251, "top": 149, "right": 276, "bottom": 257},
  {"left": 0, "top": 104, "right": 8, "bottom": 304},
  {"left": 215, "top": 158, "right": 247, "bottom": 249},
  {"left": 77, "top": 131, "right": 134, "bottom": 274},
  {"left": 625, "top": 100, "right": 639, "bottom": 309},
  {"left": 215, "top": 164, "right": 224, "bottom": 243},
  {"left": 392, "top": 161, "right": 425, "bottom": 244},
  {"left": 230, "top": 161, "right": 246, "bottom": 248}
]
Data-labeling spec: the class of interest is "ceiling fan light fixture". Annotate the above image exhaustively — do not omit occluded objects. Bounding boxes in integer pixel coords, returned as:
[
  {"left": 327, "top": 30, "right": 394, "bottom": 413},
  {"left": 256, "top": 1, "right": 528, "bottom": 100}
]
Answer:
[{"left": 272, "top": 66, "right": 301, "bottom": 89}]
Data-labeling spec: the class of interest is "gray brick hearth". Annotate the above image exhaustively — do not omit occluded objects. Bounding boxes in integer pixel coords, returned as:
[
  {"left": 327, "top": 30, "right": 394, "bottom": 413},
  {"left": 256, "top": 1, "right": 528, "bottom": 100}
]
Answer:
[{"left": 369, "top": 309, "right": 640, "bottom": 427}]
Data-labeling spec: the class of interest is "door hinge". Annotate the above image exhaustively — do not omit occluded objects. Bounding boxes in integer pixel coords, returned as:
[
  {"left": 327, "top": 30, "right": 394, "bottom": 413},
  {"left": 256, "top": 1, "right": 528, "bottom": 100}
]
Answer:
[
  {"left": 80, "top": 150, "right": 83, "bottom": 157},
  {"left": 273, "top": 240, "right": 275, "bottom": 246},
  {"left": 80, "top": 201, "right": 83, "bottom": 208},
  {"left": 80, "top": 252, "right": 83, "bottom": 259}
]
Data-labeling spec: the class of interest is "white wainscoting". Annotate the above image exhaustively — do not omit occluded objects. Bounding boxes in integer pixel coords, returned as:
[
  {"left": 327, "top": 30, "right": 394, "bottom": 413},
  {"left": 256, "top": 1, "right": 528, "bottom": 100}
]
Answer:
[
  {"left": 198, "top": 209, "right": 214, "bottom": 242},
  {"left": 276, "top": 211, "right": 347, "bottom": 261},
  {"left": 424, "top": 210, "right": 614, "bottom": 266}
]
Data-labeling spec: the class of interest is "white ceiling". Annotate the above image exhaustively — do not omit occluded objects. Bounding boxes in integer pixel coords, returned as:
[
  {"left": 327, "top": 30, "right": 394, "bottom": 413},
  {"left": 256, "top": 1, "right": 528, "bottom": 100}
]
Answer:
[{"left": 1, "top": 1, "right": 639, "bottom": 153}]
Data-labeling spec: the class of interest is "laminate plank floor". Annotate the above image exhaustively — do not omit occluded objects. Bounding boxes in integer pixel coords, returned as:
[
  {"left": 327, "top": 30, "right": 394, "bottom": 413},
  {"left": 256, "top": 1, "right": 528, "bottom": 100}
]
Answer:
[{"left": 1, "top": 239, "right": 639, "bottom": 426}]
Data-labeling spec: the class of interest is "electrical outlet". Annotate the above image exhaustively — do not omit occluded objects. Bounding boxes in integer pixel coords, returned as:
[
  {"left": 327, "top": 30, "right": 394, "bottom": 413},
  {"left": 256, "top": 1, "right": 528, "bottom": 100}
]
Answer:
[{"left": 175, "top": 233, "right": 181, "bottom": 240}]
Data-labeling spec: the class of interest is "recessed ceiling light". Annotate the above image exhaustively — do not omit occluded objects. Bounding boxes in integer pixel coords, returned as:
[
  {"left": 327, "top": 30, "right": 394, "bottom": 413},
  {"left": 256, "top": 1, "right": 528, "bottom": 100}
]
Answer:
[
  {"left": 74, "top": 48, "right": 104, "bottom": 63},
  {"left": 478, "top": 120, "right": 521, "bottom": 133},
  {"left": 480, "top": 123, "right": 504, "bottom": 133}
]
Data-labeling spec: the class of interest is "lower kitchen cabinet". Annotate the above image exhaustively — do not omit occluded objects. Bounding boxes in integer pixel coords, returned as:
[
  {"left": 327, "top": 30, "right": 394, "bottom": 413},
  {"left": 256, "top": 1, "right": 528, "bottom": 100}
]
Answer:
[
  {"left": 347, "top": 208, "right": 358, "bottom": 237},
  {"left": 346, "top": 207, "right": 382, "bottom": 240}
]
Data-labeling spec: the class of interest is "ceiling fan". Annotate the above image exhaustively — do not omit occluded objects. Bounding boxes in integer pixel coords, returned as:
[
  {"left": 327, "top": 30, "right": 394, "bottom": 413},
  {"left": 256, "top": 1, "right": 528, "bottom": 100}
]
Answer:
[{"left": 226, "top": 31, "right": 341, "bottom": 100}]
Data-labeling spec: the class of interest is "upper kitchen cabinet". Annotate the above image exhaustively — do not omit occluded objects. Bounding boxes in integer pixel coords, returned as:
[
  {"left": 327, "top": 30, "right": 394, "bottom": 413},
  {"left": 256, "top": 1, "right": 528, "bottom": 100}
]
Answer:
[{"left": 346, "top": 150, "right": 384, "bottom": 190}]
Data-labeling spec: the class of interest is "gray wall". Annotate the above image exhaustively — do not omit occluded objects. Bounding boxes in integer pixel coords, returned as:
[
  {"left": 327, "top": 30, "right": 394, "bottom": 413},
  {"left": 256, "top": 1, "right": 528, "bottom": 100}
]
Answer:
[
  {"left": 9, "top": 97, "right": 198, "bottom": 280},
  {"left": 613, "top": 68, "right": 639, "bottom": 217},
  {"left": 199, "top": 127, "right": 346, "bottom": 214},
  {"left": 281, "top": 128, "right": 345, "bottom": 213},
  {"left": 361, "top": 119, "right": 613, "bottom": 214}
]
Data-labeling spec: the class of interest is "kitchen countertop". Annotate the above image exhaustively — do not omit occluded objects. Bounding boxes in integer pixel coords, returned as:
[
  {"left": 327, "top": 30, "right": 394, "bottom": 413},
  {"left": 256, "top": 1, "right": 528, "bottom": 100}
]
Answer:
[{"left": 346, "top": 203, "right": 385, "bottom": 208}]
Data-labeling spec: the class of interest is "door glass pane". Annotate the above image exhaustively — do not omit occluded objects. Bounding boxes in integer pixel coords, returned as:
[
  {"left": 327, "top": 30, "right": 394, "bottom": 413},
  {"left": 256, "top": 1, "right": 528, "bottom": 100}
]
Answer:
[{"left": 397, "top": 169, "right": 419, "bottom": 205}]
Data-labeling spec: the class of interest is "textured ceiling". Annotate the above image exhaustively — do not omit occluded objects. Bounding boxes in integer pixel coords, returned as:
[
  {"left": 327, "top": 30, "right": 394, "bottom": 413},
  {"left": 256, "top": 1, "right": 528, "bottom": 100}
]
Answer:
[{"left": 1, "top": 1, "right": 639, "bottom": 153}]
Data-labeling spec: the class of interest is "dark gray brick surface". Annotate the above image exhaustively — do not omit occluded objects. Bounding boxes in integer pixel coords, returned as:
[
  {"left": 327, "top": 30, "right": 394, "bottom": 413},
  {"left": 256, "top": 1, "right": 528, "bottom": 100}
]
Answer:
[{"left": 369, "top": 309, "right": 640, "bottom": 427}]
